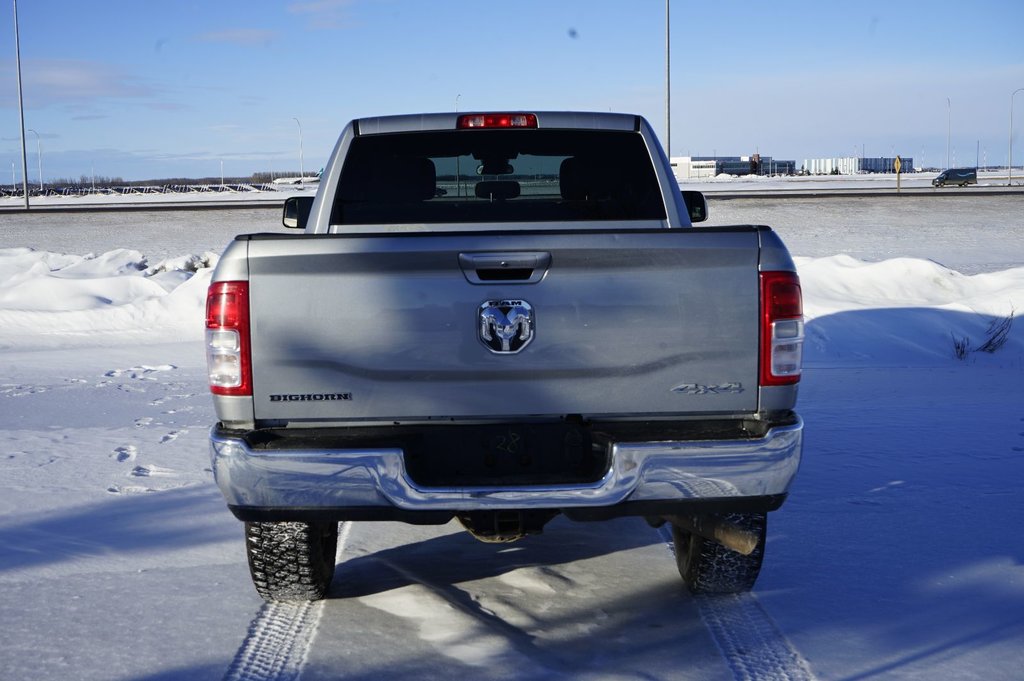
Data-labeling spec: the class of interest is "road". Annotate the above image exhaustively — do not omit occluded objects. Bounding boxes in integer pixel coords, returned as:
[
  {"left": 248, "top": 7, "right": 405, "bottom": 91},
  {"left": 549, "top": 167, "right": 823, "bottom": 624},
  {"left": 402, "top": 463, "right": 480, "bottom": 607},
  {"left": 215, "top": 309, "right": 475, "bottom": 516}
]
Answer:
[{"left": 706, "top": 193, "right": 1024, "bottom": 274}]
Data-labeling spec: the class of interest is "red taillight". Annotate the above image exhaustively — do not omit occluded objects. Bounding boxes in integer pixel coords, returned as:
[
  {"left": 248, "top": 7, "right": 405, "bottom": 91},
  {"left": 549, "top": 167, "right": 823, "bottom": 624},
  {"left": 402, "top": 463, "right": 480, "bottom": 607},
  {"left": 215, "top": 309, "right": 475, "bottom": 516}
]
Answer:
[
  {"left": 206, "top": 281, "right": 252, "bottom": 396},
  {"left": 760, "top": 271, "right": 804, "bottom": 386},
  {"left": 457, "top": 113, "right": 538, "bottom": 129}
]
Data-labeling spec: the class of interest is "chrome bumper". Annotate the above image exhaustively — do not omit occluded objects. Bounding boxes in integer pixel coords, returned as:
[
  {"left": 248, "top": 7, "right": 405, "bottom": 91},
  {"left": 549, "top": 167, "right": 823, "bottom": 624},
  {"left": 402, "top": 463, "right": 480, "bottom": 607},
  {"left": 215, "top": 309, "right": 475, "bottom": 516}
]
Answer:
[{"left": 210, "top": 418, "right": 802, "bottom": 513}]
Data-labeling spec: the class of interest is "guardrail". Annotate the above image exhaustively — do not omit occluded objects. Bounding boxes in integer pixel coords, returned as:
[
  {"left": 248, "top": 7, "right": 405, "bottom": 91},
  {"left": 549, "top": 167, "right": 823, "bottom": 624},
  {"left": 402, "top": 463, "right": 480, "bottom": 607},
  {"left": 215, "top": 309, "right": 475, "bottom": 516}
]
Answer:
[{"left": 0, "top": 183, "right": 283, "bottom": 198}]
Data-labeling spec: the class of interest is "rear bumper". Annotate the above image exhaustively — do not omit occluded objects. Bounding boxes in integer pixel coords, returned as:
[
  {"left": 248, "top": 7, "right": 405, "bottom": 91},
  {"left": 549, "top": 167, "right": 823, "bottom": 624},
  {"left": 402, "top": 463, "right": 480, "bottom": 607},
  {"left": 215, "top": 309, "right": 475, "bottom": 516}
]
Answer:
[{"left": 209, "top": 417, "right": 802, "bottom": 519}]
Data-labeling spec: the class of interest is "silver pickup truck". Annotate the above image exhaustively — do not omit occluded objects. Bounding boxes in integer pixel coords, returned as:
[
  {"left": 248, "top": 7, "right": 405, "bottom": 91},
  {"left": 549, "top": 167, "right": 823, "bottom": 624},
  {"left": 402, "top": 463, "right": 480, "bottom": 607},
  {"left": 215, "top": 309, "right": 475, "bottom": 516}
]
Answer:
[{"left": 206, "top": 112, "right": 804, "bottom": 602}]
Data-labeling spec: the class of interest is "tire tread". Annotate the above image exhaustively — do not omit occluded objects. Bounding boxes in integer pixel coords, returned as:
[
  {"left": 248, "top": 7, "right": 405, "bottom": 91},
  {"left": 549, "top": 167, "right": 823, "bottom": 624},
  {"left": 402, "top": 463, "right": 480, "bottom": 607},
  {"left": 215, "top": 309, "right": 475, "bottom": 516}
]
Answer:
[
  {"left": 244, "top": 521, "right": 338, "bottom": 602},
  {"left": 672, "top": 512, "right": 766, "bottom": 595}
]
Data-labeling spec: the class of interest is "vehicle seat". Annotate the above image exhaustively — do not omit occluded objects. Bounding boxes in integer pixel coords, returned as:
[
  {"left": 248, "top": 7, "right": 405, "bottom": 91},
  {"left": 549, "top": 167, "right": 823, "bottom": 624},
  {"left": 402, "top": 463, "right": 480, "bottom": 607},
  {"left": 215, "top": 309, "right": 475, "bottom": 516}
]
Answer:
[
  {"left": 391, "top": 157, "right": 436, "bottom": 201},
  {"left": 560, "top": 156, "right": 619, "bottom": 201},
  {"left": 338, "top": 156, "right": 436, "bottom": 203},
  {"left": 559, "top": 157, "right": 588, "bottom": 200}
]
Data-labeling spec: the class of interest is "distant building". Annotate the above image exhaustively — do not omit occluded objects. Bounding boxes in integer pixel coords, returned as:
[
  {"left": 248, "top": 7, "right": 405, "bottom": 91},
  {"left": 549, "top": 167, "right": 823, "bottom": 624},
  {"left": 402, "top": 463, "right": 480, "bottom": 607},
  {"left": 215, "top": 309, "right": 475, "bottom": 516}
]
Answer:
[
  {"left": 671, "top": 155, "right": 796, "bottom": 179},
  {"left": 802, "top": 157, "right": 913, "bottom": 175}
]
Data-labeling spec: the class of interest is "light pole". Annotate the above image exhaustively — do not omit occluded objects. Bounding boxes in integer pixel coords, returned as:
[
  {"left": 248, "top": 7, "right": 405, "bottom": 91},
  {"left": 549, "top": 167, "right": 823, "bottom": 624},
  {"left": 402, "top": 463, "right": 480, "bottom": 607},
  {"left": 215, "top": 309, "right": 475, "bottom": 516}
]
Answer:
[
  {"left": 27, "top": 128, "right": 41, "bottom": 191},
  {"left": 665, "top": 0, "right": 671, "bottom": 159},
  {"left": 1010, "top": 87, "right": 1024, "bottom": 186},
  {"left": 945, "top": 97, "right": 951, "bottom": 170},
  {"left": 13, "top": 0, "right": 30, "bottom": 208},
  {"left": 455, "top": 94, "right": 462, "bottom": 196},
  {"left": 292, "top": 117, "right": 304, "bottom": 185}
]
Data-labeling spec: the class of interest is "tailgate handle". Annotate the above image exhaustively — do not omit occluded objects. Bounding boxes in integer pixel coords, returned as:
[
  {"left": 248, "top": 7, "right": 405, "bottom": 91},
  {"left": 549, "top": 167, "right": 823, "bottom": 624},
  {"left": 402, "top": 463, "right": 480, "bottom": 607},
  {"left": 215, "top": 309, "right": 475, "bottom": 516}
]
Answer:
[{"left": 459, "top": 252, "right": 551, "bottom": 285}]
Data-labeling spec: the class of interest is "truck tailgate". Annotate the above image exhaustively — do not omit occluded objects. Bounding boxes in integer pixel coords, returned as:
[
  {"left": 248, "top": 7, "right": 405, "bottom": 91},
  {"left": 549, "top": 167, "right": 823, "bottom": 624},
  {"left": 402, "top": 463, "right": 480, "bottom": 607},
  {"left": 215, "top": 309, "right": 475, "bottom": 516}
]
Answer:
[{"left": 245, "top": 228, "right": 761, "bottom": 423}]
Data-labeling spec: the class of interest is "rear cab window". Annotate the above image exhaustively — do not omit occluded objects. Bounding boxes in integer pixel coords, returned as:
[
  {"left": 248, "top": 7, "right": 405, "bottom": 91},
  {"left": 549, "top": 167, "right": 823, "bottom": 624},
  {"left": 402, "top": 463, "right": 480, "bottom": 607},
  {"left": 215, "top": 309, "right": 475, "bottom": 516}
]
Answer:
[{"left": 331, "top": 129, "right": 666, "bottom": 226}]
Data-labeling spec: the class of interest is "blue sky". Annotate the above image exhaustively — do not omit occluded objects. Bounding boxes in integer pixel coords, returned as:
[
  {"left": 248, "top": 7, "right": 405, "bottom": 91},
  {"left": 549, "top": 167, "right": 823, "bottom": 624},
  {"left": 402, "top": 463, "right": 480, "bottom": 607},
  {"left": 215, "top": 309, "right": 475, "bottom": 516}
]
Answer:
[{"left": 1, "top": 0, "right": 1023, "bottom": 181}]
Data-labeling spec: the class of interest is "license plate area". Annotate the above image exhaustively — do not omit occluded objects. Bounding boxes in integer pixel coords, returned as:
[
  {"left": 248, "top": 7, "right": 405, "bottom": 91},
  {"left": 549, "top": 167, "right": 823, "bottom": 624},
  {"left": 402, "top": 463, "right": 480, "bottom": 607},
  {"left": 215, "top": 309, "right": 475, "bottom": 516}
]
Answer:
[{"left": 404, "top": 422, "right": 605, "bottom": 488}]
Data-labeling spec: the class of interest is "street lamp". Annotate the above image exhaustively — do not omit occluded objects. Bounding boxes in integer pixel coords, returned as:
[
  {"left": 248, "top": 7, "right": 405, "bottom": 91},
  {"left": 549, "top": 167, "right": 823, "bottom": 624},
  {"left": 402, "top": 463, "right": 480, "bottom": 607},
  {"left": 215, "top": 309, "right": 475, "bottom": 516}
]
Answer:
[
  {"left": 27, "top": 128, "right": 42, "bottom": 191},
  {"left": 292, "top": 117, "right": 304, "bottom": 185},
  {"left": 1010, "top": 87, "right": 1024, "bottom": 186},
  {"left": 665, "top": 0, "right": 671, "bottom": 159},
  {"left": 13, "top": 0, "right": 30, "bottom": 208}
]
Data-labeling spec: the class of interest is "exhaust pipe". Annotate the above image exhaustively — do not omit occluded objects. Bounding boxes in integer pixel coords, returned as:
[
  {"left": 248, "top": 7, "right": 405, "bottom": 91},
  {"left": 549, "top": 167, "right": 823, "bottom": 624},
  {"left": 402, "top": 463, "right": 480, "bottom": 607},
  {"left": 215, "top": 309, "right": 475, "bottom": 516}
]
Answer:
[{"left": 666, "top": 514, "right": 759, "bottom": 556}]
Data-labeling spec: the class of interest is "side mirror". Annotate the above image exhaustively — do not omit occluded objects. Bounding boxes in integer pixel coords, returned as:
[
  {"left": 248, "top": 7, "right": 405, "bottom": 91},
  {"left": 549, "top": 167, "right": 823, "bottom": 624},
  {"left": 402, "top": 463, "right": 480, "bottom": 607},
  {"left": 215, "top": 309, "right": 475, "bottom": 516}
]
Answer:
[
  {"left": 681, "top": 190, "right": 708, "bottom": 223},
  {"left": 282, "top": 196, "right": 314, "bottom": 229}
]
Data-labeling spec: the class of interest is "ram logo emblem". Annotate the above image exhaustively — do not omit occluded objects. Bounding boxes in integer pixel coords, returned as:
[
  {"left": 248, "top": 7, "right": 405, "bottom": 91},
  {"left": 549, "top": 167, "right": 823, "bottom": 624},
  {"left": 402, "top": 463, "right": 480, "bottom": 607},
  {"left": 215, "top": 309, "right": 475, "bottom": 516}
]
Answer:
[{"left": 479, "top": 300, "right": 534, "bottom": 354}]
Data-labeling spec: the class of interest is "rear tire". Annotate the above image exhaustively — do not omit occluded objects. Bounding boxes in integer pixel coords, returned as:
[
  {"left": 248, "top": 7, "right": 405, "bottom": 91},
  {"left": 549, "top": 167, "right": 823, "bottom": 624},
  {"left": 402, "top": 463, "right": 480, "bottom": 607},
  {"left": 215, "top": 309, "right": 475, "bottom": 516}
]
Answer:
[
  {"left": 244, "top": 521, "right": 339, "bottom": 602},
  {"left": 671, "top": 512, "right": 767, "bottom": 594}
]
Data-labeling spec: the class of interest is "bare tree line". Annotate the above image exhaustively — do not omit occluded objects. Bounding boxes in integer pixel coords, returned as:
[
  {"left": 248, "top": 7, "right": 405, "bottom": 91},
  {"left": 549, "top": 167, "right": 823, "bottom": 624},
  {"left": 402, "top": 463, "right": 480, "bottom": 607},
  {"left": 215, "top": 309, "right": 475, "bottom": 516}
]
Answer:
[{"left": 37, "top": 171, "right": 305, "bottom": 189}]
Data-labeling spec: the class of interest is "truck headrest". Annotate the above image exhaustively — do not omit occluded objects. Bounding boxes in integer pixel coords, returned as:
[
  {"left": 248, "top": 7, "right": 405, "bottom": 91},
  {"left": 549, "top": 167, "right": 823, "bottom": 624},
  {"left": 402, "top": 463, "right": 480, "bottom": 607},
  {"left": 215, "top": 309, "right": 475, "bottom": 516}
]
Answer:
[{"left": 391, "top": 157, "right": 436, "bottom": 201}]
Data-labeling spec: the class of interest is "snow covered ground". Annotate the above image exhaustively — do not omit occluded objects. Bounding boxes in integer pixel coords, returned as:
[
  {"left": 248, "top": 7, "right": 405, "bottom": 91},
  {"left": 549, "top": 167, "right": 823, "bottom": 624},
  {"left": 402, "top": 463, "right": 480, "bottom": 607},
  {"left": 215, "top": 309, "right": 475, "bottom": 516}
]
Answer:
[{"left": 1, "top": 195, "right": 1023, "bottom": 680}]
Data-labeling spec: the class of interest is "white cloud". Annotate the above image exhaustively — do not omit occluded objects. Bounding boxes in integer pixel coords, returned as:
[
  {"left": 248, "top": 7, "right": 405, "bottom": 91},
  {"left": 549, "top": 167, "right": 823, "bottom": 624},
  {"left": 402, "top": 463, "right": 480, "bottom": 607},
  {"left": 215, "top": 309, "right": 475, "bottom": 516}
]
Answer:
[
  {"left": 194, "top": 29, "right": 276, "bottom": 48},
  {"left": 0, "top": 59, "right": 158, "bottom": 108},
  {"left": 288, "top": 0, "right": 354, "bottom": 29}
]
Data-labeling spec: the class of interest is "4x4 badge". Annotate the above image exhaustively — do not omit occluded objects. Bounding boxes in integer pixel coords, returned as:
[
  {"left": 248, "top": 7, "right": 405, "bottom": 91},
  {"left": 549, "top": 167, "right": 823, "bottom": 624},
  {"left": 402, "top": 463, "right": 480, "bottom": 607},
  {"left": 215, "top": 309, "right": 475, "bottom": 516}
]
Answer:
[
  {"left": 671, "top": 382, "right": 744, "bottom": 395},
  {"left": 479, "top": 300, "right": 534, "bottom": 354}
]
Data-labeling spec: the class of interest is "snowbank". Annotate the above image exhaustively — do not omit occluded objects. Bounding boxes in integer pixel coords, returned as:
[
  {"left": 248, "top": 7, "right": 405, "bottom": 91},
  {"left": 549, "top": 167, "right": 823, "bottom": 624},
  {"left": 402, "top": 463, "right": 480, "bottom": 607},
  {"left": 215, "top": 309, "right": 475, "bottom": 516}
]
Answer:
[
  {"left": 799, "top": 255, "right": 1024, "bottom": 365},
  {"left": 0, "top": 247, "right": 218, "bottom": 349}
]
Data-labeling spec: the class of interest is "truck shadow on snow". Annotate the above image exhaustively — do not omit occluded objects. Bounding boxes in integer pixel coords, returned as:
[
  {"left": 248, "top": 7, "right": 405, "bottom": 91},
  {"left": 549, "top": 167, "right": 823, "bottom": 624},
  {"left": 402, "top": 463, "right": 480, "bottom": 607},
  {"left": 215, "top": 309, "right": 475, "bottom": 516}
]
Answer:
[
  {"left": 313, "top": 517, "right": 717, "bottom": 680},
  {"left": 329, "top": 515, "right": 663, "bottom": 600},
  {"left": 0, "top": 485, "right": 238, "bottom": 574}
]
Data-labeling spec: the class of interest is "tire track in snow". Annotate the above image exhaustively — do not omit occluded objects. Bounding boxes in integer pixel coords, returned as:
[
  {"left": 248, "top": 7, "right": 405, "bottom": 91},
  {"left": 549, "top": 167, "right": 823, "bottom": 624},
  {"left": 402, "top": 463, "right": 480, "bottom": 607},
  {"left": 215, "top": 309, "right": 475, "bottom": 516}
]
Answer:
[
  {"left": 222, "top": 522, "right": 351, "bottom": 681},
  {"left": 221, "top": 601, "right": 320, "bottom": 681},
  {"left": 658, "top": 525, "right": 818, "bottom": 681},
  {"left": 695, "top": 594, "right": 818, "bottom": 681}
]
